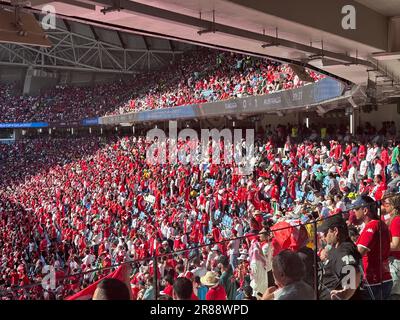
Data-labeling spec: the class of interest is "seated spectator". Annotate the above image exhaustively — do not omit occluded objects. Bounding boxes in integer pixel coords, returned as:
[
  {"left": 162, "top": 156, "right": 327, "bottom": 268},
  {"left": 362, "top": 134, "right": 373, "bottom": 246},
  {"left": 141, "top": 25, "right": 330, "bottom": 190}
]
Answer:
[{"left": 262, "top": 250, "right": 315, "bottom": 300}]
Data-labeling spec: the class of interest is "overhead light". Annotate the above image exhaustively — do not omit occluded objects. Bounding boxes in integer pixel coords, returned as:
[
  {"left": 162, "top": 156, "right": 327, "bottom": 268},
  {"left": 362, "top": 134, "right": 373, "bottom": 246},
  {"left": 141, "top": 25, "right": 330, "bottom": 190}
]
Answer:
[
  {"left": 261, "top": 42, "right": 279, "bottom": 48},
  {"left": 276, "top": 111, "right": 284, "bottom": 117},
  {"left": 372, "top": 52, "right": 400, "bottom": 61},
  {"left": 197, "top": 29, "right": 214, "bottom": 35}
]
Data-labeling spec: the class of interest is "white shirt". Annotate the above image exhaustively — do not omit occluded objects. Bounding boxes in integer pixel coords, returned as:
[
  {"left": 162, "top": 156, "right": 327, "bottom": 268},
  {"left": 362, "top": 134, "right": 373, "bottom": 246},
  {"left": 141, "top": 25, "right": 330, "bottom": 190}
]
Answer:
[
  {"left": 347, "top": 167, "right": 357, "bottom": 184},
  {"left": 366, "top": 148, "right": 374, "bottom": 162},
  {"left": 301, "top": 170, "right": 309, "bottom": 184},
  {"left": 261, "top": 242, "right": 273, "bottom": 272},
  {"left": 228, "top": 239, "right": 240, "bottom": 256},
  {"left": 192, "top": 265, "right": 207, "bottom": 278},
  {"left": 82, "top": 254, "right": 95, "bottom": 267},
  {"left": 234, "top": 223, "right": 244, "bottom": 237},
  {"left": 161, "top": 222, "right": 169, "bottom": 239},
  {"left": 359, "top": 160, "right": 368, "bottom": 177},
  {"left": 206, "top": 251, "right": 219, "bottom": 269},
  {"left": 374, "top": 162, "right": 383, "bottom": 176},
  {"left": 166, "top": 226, "right": 175, "bottom": 240}
]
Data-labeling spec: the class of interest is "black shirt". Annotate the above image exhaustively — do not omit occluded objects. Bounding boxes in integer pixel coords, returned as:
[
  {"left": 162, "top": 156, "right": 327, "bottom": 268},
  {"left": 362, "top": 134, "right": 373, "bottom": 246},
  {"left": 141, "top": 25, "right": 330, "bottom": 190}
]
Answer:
[{"left": 320, "top": 241, "right": 362, "bottom": 300}]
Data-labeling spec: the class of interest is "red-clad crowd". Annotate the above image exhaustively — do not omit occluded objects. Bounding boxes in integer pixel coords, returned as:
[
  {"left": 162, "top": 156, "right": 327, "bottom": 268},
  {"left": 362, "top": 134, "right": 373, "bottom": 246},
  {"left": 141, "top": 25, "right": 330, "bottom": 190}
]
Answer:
[
  {"left": 0, "top": 121, "right": 400, "bottom": 300},
  {"left": 0, "top": 49, "right": 322, "bottom": 124},
  {"left": 112, "top": 50, "right": 323, "bottom": 114}
]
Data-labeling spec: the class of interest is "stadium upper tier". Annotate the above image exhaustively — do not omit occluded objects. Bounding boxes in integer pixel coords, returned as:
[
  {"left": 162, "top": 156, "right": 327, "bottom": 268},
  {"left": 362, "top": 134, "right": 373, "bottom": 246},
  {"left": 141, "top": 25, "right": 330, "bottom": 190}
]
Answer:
[{"left": 0, "top": 49, "right": 323, "bottom": 124}]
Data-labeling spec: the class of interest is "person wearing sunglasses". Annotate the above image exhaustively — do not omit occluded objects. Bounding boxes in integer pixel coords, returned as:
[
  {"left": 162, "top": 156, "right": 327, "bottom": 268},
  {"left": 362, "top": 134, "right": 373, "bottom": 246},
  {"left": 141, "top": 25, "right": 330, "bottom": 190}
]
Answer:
[
  {"left": 317, "top": 214, "right": 362, "bottom": 300},
  {"left": 352, "top": 195, "right": 393, "bottom": 300}
]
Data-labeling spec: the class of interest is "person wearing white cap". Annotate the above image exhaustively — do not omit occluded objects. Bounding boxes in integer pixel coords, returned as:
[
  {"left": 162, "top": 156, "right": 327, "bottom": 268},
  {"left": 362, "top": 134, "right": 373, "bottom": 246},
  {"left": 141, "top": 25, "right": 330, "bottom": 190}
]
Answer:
[{"left": 206, "top": 245, "right": 220, "bottom": 270}]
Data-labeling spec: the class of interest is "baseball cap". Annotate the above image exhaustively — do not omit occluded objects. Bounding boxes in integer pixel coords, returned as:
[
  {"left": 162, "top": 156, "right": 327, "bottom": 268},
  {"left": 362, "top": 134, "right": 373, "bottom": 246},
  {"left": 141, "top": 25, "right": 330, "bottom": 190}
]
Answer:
[
  {"left": 317, "top": 214, "right": 347, "bottom": 234},
  {"left": 347, "top": 195, "right": 376, "bottom": 211}
]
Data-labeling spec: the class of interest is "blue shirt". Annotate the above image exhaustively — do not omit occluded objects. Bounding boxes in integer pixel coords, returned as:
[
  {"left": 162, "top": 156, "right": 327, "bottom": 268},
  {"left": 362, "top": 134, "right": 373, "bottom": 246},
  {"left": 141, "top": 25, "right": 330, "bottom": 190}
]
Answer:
[{"left": 197, "top": 286, "right": 208, "bottom": 300}]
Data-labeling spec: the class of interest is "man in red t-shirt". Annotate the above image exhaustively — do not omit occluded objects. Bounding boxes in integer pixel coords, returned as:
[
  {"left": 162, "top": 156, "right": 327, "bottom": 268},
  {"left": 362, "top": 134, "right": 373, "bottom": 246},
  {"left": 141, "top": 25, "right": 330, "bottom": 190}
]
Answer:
[
  {"left": 352, "top": 195, "right": 393, "bottom": 300},
  {"left": 383, "top": 197, "right": 400, "bottom": 298},
  {"left": 200, "top": 271, "right": 227, "bottom": 300}
]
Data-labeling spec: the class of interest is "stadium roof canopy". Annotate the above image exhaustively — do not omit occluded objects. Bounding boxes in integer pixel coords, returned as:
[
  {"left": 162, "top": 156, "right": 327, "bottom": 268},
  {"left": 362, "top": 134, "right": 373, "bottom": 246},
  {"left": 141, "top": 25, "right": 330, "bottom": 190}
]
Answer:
[
  {"left": 1, "top": 0, "right": 400, "bottom": 99},
  {"left": 0, "top": 1, "right": 195, "bottom": 74}
]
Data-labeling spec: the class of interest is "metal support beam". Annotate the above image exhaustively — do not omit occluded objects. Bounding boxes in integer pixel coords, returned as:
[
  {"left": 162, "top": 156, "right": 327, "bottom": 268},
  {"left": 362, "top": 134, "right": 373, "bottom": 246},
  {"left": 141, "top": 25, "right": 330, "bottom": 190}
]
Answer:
[
  {"left": 0, "top": 3, "right": 183, "bottom": 74},
  {"left": 169, "top": 40, "right": 175, "bottom": 52},
  {"left": 31, "top": 0, "right": 96, "bottom": 10},
  {"left": 90, "top": 25, "right": 100, "bottom": 41},
  {"left": 78, "top": 0, "right": 373, "bottom": 68},
  {"left": 143, "top": 35, "right": 150, "bottom": 51},
  {"left": 117, "top": 31, "right": 126, "bottom": 49},
  {"left": 64, "top": 19, "right": 72, "bottom": 32}
]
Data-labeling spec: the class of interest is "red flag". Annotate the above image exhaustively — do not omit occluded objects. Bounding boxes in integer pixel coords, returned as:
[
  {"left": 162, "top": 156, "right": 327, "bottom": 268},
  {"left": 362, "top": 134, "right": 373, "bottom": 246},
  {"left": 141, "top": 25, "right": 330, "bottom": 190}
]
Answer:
[
  {"left": 271, "top": 221, "right": 292, "bottom": 256},
  {"left": 271, "top": 221, "right": 308, "bottom": 255},
  {"left": 65, "top": 265, "right": 129, "bottom": 300}
]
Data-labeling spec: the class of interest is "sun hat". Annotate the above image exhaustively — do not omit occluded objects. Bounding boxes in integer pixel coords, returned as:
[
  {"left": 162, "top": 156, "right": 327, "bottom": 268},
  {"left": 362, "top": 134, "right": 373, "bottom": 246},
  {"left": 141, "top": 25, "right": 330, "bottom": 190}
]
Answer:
[{"left": 200, "top": 271, "right": 220, "bottom": 286}]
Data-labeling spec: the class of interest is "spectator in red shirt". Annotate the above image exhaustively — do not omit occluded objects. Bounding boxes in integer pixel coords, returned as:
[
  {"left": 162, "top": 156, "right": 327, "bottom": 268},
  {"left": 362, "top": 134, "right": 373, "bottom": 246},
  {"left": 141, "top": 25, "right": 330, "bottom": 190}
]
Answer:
[
  {"left": 160, "top": 276, "right": 174, "bottom": 298},
  {"left": 253, "top": 211, "right": 264, "bottom": 232},
  {"left": 201, "top": 209, "right": 209, "bottom": 237},
  {"left": 369, "top": 174, "right": 387, "bottom": 201},
  {"left": 383, "top": 195, "right": 400, "bottom": 299},
  {"left": 201, "top": 271, "right": 227, "bottom": 300},
  {"left": 352, "top": 195, "right": 393, "bottom": 300}
]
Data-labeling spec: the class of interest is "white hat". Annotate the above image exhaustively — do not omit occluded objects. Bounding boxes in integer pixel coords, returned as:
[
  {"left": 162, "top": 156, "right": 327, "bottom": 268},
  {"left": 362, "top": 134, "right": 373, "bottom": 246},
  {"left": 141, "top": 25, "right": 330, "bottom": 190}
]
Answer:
[{"left": 200, "top": 271, "right": 220, "bottom": 286}]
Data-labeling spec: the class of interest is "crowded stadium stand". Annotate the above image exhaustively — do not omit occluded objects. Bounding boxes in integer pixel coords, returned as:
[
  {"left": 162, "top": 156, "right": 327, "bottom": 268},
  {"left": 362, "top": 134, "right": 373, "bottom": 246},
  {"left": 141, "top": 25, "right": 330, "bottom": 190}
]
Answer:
[{"left": 1, "top": 0, "right": 400, "bottom": 303}]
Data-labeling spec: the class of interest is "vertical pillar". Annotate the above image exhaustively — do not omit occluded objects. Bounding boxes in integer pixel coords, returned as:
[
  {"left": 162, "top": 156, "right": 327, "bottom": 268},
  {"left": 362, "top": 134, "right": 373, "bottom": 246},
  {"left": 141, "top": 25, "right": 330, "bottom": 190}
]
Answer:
[{"left": 349, "top": 107, "right": 355, "bottom": 135}]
